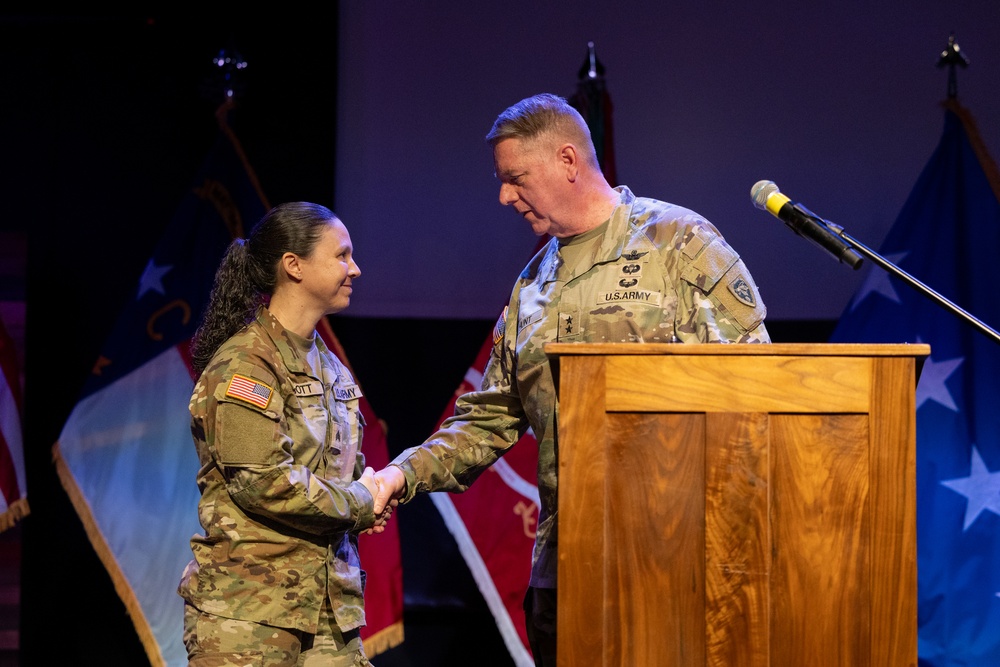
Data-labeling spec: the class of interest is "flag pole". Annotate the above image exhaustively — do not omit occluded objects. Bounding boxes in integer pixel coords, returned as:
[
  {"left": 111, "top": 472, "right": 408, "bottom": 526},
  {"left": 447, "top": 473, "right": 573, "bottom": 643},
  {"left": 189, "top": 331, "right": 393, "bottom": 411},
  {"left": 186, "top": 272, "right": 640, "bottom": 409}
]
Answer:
[
  {"left": 936, "top": 32, "right": 969, "bottom": 100},
  {"left": 818, "top": 35, "right": 1000, "bottom": 346}
]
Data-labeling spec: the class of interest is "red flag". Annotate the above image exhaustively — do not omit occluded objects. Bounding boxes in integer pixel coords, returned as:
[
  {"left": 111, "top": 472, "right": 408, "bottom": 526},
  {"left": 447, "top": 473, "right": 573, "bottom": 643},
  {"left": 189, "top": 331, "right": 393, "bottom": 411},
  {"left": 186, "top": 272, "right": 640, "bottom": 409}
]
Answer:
[
  {"left": 428, "top": 329, "right": 538, "bottom": 666},
  {"left": 428, "top": 52, "right": 619, "bottom": 662},
  {"left": 318, "top": 317, "right": 404, "bottom": 656},
  {"left": 0, "top": 310, "right": 27, "bottom": 532},
  {"left": 426, "top": 235, "right": 550, "bottom": 666}
]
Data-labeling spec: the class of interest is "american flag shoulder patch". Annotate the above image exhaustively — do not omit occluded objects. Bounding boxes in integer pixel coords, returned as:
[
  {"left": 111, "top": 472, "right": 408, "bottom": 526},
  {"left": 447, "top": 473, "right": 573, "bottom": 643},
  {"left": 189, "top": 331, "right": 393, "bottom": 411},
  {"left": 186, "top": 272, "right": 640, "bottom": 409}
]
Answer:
[
  {"left": 493, "top": 306, "right": 508, "bottom": 345},
  {"left": 226, "top": 373, "right": 274, "bottom": 409}
]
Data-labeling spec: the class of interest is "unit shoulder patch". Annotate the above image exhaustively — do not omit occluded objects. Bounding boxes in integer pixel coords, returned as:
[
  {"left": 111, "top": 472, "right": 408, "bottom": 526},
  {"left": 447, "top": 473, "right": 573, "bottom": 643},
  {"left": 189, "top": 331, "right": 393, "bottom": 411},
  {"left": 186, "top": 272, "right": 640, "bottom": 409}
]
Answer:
[
  {"left": 727, "top": 275, "right": 757, "bottom": 307},
  {"left": 713, "top": 263, "right": 767, "bottom": 331}
]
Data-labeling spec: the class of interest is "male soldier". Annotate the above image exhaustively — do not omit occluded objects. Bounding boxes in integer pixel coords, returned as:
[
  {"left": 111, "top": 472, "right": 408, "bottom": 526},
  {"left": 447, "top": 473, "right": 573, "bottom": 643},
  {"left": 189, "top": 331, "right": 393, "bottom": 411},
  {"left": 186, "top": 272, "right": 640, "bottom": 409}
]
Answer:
[{"left": 374, "top": 92, "right": 770, "bottom": 667}]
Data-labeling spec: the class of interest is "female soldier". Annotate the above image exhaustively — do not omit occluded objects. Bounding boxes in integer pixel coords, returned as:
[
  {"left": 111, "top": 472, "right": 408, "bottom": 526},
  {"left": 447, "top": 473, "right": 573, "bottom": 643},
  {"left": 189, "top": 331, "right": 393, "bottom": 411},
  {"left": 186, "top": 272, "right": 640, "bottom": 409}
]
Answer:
[{"left": 179, "top": 201, "right": 390, "bottom": 666}]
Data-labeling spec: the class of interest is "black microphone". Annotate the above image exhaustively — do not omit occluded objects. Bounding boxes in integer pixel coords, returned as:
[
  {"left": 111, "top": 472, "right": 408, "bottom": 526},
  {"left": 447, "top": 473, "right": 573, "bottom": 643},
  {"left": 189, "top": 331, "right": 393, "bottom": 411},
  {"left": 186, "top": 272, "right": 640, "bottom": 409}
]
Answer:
[{"left": 751, "top": 180, "right": 863, "bottom": 270}]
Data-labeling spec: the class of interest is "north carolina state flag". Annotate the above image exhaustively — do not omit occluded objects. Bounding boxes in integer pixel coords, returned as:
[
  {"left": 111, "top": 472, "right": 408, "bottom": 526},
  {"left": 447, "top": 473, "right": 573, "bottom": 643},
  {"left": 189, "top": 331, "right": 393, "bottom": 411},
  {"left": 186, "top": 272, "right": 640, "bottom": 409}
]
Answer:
[{"left": 53, "top": 109, "right": 403, "bottom": 667}]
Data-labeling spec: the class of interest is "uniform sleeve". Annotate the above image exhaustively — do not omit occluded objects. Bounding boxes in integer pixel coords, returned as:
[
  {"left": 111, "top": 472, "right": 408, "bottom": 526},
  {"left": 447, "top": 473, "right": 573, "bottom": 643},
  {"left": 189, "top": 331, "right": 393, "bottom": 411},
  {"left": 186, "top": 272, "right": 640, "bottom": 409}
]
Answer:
[
  {"left": 674, "top": 223, "right": 771, "bottom": 343},
  {"left": 392, "top": 391, "right": 526, "bottom": 501},
  {"left": 209, "top": 359, "right": 378, "bottom": 535},
  {"left": 391, "top": 301, "right": 527, "bottom": 502}
]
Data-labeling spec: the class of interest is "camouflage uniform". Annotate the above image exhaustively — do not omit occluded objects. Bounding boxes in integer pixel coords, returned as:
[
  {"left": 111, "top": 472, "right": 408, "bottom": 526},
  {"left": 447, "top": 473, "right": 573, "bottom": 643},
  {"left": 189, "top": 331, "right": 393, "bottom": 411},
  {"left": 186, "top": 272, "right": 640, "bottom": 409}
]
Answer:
[
  {"left": 390, "top": 185, "right": 769, "bottom": 589},
  {"left": 178, "top": 307, "right": 377, "bottom": 643}
]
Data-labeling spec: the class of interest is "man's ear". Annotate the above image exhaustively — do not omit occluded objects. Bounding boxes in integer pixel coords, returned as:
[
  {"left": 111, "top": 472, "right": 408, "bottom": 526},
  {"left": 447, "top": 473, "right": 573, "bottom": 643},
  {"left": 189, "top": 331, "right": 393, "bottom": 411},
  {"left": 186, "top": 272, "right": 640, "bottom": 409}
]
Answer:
[{"left": 559, "top": 143, "right": 580, "bottom": 181}]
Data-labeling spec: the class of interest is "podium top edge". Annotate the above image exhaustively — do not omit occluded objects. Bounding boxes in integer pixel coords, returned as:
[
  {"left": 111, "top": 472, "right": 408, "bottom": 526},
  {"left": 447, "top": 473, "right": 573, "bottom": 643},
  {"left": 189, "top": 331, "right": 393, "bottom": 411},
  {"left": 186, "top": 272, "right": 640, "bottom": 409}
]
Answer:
[{"left": 543, "top": 342, "right": 931, "bottom": 357}]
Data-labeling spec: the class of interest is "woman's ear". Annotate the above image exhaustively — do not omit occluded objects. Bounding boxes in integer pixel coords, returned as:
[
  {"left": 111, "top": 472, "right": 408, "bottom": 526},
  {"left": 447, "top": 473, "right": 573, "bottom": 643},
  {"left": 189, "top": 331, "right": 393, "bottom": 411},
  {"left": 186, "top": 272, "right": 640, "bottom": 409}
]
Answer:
[{"left": 281, "top": 252, "right": 302, "bottom": 281}]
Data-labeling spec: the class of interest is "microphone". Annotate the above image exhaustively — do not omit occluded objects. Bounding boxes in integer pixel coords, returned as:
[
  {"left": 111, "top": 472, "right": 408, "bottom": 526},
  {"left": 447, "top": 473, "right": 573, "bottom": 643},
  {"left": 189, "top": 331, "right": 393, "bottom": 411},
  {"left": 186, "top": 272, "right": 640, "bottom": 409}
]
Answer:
[{"left": 751, "top": 180, "right": 863, "bottom": 270}]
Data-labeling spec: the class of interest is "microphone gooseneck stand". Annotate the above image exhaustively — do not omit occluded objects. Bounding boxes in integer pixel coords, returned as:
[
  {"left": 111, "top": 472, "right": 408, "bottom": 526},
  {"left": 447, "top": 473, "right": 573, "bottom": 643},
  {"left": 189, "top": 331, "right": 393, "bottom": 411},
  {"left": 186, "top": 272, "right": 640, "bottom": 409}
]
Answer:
[{"left": 824, "top": 220, "right": 1000, "bottom": 346}]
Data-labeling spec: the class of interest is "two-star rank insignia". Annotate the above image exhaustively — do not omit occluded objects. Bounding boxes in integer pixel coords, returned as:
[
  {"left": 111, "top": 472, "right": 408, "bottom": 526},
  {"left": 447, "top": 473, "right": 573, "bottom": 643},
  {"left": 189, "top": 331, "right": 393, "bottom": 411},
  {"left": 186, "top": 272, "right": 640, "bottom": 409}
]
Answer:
[{"left": 560, "top": 313, "right": 575, "bottom": 335}]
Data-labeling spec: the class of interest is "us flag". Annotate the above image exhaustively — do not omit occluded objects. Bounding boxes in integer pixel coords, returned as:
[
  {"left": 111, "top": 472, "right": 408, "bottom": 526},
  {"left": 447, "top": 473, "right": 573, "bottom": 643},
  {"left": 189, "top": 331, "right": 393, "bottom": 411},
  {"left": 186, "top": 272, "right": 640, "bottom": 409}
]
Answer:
[
  {"left": 226, "top": 374, "right": 273, "bottom": 409},
  {"left": 828, "top": 99, "right": 1000, "bottom": 666}
]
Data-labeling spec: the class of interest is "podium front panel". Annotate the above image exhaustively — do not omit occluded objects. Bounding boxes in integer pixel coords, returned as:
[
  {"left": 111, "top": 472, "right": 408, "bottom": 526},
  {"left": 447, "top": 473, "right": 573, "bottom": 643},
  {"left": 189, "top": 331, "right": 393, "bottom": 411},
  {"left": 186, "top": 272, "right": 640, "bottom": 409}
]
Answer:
[{"left": 549, "top": 343, "right": 925, "bottom": 667}]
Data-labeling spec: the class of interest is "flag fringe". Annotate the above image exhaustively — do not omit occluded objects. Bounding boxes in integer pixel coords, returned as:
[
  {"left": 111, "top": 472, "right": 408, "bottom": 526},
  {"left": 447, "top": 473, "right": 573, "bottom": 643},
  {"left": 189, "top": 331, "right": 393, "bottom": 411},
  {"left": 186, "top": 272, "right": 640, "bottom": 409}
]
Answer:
[
  {"left": 943, "top": 98, "right": 1000, "bottom": 204},
  {"left": 362, "top": 619, "right": 404, "bottom": 657},
  {"left": 0, "top": 497, "right": 29, "bottom": 533},
  {"left": 51, "top": 441, "right": 167, "bottom": 667}
]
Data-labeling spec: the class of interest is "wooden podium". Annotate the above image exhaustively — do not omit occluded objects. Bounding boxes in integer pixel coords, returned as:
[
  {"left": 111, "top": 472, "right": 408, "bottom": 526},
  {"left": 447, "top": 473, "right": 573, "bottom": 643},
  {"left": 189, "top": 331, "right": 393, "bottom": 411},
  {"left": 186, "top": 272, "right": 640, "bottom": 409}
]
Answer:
[{"left": 546, "top": 342, "right": 928, "bottom": 667}]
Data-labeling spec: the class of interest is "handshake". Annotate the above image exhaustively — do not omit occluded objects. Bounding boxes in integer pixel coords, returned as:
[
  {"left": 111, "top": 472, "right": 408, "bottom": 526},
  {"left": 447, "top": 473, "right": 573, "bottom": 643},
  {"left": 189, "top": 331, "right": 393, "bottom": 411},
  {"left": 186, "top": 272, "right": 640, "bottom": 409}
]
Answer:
[{"left": 358, "top": 465, "right": 408, "bottom": 535}]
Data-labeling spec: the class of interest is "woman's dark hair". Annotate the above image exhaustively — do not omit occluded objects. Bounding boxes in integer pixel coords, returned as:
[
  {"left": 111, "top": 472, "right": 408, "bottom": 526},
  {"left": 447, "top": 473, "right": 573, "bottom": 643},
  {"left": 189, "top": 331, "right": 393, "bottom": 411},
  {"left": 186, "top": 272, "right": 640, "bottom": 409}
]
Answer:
[{"left": 189, "top": 201, "right": 337, "bottom": 374}]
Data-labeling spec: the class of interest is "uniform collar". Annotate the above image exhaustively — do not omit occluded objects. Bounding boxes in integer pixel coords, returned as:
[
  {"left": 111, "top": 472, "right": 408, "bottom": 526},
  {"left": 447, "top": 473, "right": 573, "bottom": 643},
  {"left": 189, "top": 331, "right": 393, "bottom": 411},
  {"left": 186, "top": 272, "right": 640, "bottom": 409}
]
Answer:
[{"left": 254, "top": 306, "right": 327, "bottom": 379}]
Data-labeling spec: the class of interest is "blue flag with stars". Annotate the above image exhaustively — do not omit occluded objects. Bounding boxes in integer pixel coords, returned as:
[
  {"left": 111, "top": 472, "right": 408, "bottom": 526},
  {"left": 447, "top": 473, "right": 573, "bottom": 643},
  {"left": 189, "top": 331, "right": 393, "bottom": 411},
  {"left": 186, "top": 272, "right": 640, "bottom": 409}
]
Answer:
[
  {"left": 828, "top": 99, "right": 1000, "bottom": 666},
  {"left": 53, "top": 115, "right": 268, "bottom": 667}
]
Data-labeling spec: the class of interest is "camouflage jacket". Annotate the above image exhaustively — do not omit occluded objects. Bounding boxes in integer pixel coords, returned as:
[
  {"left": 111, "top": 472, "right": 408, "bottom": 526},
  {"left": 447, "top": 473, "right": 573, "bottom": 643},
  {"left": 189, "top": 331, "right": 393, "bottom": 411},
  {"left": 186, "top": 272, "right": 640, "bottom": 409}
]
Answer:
[
  {"left": 178, "top": 307, "right": 375, "bottom": 633},
  {"left": 391, "top": 185, "right": 770, "bottom": 587}
]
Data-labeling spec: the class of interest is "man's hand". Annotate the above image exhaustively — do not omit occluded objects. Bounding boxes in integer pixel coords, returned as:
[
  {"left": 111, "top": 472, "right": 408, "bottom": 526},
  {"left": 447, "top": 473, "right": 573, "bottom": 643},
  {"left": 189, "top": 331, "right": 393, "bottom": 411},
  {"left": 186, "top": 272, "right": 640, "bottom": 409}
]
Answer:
[
  {"left": 358, "top": 465, "right": 379, "bottom": 500},
  {"left": 372, "top": 465, "right": 407, "bottom": 515},
  {"left": 359, "top": 466, "right": 395, "bottom": 535}
]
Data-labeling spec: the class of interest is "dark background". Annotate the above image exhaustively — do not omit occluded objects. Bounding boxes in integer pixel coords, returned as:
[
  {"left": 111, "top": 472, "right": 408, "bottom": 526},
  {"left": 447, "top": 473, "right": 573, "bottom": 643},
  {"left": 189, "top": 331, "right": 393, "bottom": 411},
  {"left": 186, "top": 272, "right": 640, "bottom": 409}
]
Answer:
[
  {"left": 1, "top": 13, "right": 542, "bottom": 666},
  {"left": 0, "top": 8, "right": 974, "bottom": 666},
  {"left": 332, "top": 2, "right": 1000, "bottom": 323}
]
